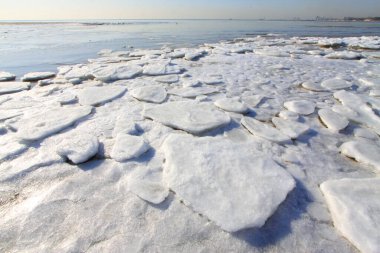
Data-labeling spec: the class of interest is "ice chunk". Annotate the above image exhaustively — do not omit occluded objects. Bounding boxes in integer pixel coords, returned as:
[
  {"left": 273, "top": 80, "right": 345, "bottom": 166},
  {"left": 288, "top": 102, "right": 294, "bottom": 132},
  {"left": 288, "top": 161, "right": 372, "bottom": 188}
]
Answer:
[
  {"left": 321, "top": 78, "right": 352, "bottom": 90},
  {"left": 110, "top": 134, "right": 150, "bottom": 162},
  {"left": 278, "top": 110, "right": 299, "bottom": 121},
  {"left": 92, "top": 65, "right": 142, "bottom": 82},
  {"left": 272, "top": 117, "right": 309, "bottom": 139},
  {"left": 184, "top": 50, "right": 205, "bottom": 61},
  {"left": 129, "top": 179, "right": 169, "bottom": 204},
  {"left": 0, "top": 81, "right": 30, "bottom": 95},
  {"left": 340, "top": 140, "right": 380, "bottom": 171},
  {"left": 353, "top": 128, "right": 378, "bottom": 140},
  {"left": 214, "top": 98, "right": 248, "bottom": 113},
  {"left": 301, "top": 81, "right": 326, "bottom": 92},
  {"left": 318, "top": 108, "right": 349, "bottom": 132},
  {"left": 143, "top": 61, "right": 182, "bottom": 76},
  {"left": 130, "top": 85, "right": 167, "bottom": 103},
  {"left": 77, "top": 86, "right": 126, "bottom": 106},
  {"left": 168, "top": 86, "right": 218, "bottom": 98},
  {"left": 155, "top": 75, "right": 179, "bottom": 84},
  {"left": 143, "top": 101, "right": 230, "bottom": 134},
  {"left": 325, "top": 51, "right": 362, "bottom": 60},
  {"left": 320, "top": 178, "right": 380, "bottom": 253},
  {"left": 241, "top": 117, "right": 291, "bottom": 144},
  {"left": 17, "top": 106, "right": 92, "bottom": 141},
  {"left": 162, "top": 134, "right": 295, "bottom": 232},
  {"left": 284, "top": 100, "right": 315, "bottom": 115},
  {"left": 56, "top": 133, "right": 99, "bottom": 164},
  {"left": 0, "top": 71, "right": 16, "bottom": 82},
  {"left": 21, "top": 72, "right": 55, "bottom": 82}
]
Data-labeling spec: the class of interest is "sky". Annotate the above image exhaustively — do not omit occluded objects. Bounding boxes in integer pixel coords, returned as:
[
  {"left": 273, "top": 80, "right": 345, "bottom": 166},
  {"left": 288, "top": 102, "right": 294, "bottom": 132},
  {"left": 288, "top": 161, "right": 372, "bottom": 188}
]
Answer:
[{"left": 0, "top": 0, "right": 379, "bottom": 20}]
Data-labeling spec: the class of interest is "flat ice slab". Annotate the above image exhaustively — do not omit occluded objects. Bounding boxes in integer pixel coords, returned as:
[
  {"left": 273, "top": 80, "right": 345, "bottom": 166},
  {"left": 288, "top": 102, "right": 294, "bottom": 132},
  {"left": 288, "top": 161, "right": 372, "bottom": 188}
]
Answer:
[
  {"left": 284, "top": 100, "right": 315, "bottom": 115},
  {"left": 272, "top": 117, "right": 309, "bottom": 139},
  {"left": 321, "top": 78, "right": 352, "bottom": 90},
  {"left": 214, "top": 98, "right": 248, "bottom": 113},
  {"left": 143, "top": 101, "right": 230, "bottom": 134},
  {"left": 0, "top": 71, "right": 16, "bottom": 82},
  {"left": 162, "top": 134, "right": 295, "bottom": 232},
  {"left": 241, "top": 117, "right": 291, "bottom": 143},
  {"left": 77, "top": 86, "right": 126, "bottom": 106},
  {"left": 130, "top": 85, "right": 167, "bottom": 103},
  {"left": 111, "top": 134, "right": 150, "bottom": 162},
  {"left": 17, "top": 106, "right": 92, "bottom": 141},
  {"left": 318, "top": 108, "right": 349, "bottom": 132},
  {"left": 340, "top": 140, "right": 380, "bottom": 171},
  {"left": 320, "top": 178, "right": 380, "bottom": 253},
  {"left": 21, "top": 72, "right": 56, "bottom": 82},
  {"left": 0, "top": 82, "right": 30, "bottom": 95}
]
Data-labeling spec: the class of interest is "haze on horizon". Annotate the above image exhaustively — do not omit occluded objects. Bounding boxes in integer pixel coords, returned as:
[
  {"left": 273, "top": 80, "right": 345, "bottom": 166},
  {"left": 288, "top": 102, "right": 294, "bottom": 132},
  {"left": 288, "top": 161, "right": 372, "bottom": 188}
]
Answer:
[{"left": 0, "top": 0, "right": 379, "bottom": 20}]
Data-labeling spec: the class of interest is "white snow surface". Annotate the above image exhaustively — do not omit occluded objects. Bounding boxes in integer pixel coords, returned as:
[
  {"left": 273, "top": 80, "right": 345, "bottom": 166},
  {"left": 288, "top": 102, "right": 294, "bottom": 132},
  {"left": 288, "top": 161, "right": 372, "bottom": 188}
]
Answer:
[
  {"left": 0, "top": 35, "right": 379, "bottom": 253},
  {"left": 130, "top": 85, "right": 167, "bottom": 103},
  {"left": 162, "top": 134, "right": 295, "bottom": 232}
]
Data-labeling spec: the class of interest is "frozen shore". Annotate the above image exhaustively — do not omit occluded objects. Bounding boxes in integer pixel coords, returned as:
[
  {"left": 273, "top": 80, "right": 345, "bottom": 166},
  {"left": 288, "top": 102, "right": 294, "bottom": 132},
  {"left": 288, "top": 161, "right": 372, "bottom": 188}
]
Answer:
[{"left": 0, "top": 35, "right": 379, "bottom": 253}]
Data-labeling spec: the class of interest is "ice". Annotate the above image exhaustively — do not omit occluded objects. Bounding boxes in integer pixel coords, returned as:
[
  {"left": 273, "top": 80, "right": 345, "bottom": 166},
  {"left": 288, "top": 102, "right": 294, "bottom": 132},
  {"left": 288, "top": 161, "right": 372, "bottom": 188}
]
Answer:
[
  {"left": 301, "top": 81, "right": 326, "bottom": 92},
  {"left": 17, "top": 106, "right": 92, "bottom": 141},
  {"left": 91, "top": 64, "right": 142, "bottom": 82},
  {"left": 144, "top": 101, "right": 230, "bottom": 134},
  {"left": 320, "top": 178, "right": 380, "bottom": 253},
  {"left": 21, "top": 72, "right": 56, "bottom": 82},
  {"left": 325, "top": 51, "right": 362, "bottom": 60},
  {"left": 128, "top": 178, "right": 169, "bottom": 204},
  {"left": 272, "top": 117, "right": 309, "bottom": 139},
  {"left": 112, "top": 116, "right": 138, "bottom": 137},
  {"left": 318, "top": 108, "right": 349, "bottom": 132},
  {"left": 369, "top": 89, "right": 380, "bottom": 97},
  {"left": 353, "top": 128, "right": 378, "bottom": 141},
  {"left": 0, "top": 137, "right": 27, "bottom": 161},
  {"left": 321, "top": 78, "right": 352, "bottom": 90},
  {"left": 77, "top": 86, "right": 126, "bottom": 106},
  {"left": 162, "top": 134, "right": 295, "bottom": 232},
  {"left": 155, "top": 75, "right": 179, "bottom": 84},
  {"left": 0, "top": 81, "right": 30, "bottom": 95},
  {"left": 56, "top": 133, "right": 99, "bottom": 164},
  {"left": 130, "top": 85, "right": 167, "bottom": 103},
  {"left": 142, "top": 61, "right": 182, "bottom": 76},
  {"left": 284, "top": 100, "right": 315, "bottom": 115},
  {"left": 168, "top": 86, "right": 218, "bottom": 98},
  {"left": 110, "top": 134, "right": 150, "bottom": 162},
  {"left": 0, "top": 71, "right": 16, "bottom": 82},
  {"left": 278, "top": 110, "right": 299, "bottom": 121},
  {"left": 184, "top": 50, "right": 206, "bottom": 61},
  {"left": 0, "top": 110, "right": 23, "bottom": 121},
  {"left": 241, "top": 117, "right": 291, "bottom": 144},
  {"left": 214, "top": 98, "right": 248, "bottom": 113},
  {"left": 340, "top": 140, "right": 380, "bottom": 171}
]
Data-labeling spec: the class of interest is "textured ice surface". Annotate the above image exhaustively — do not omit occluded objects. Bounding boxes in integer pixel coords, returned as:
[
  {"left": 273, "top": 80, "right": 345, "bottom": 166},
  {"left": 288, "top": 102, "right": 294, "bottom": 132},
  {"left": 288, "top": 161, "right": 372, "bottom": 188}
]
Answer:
[
  {"left": 340, "top": 140, "right": 380, "bottom": 171},
  {"left": 143, "top": 101, "right": 230, "bottom": 134},
  {"left": 321, "top": 178, "right": 380, "bottom": 253},
  {"left": 168, "top": 86, "right": 218, "bottom": 98},
  {"left": 110, "top": 134, "right": 150, "bottom": 162},
  {"left": 284, "top": 100, "right": 315, "bottom": 115},
  {"left": 214, "top": 98, "right": 248, "bottom": 113},
  {"left": 17, "top": 106, "right": 92, "bottom": 141},
  {"left": 56, "top": 133, "right": 99, "bottom": 164},
  {"left": 21, "top": 72, "right": 56, "bottom": 82},
  {"left": 77, "top": 86, "right": 126, "bottom": 106},
  {"left": 272, "top": 117, "right": 309, "bottom": 139},
  {"left": 242, "top": 117, "right": 291, "bottom": 143},
  {"left": 162, "top": 134, "right": 295, "bottom": 232},
  {"left": 0, "top": 71, "right": 16, "bottom": 82},
  {"left": 318, "top": 108, "right": 349, "bottom": 132},
  {"left": 0, "top": 81, "right": 30, "bottom": 95},
  {"left": 321, "top": 78, "right": 352, "bottom": 90},
  {"left": 92, "top": 64, "right": 142, "bottom": 82},
  {"left": 130, "top": 85, "right": 167, "bottom": 103}
]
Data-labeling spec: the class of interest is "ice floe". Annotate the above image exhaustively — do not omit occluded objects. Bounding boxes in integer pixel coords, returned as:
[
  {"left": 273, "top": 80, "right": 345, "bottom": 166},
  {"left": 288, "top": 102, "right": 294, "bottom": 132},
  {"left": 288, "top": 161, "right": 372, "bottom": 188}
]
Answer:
[
  {"left": 21, "top": 72, "right": 56, "bottom": 82},
  {"left": 284, "top": 100, "right": 315, "bottom": 115},
  {"left": 110, "top": 134, "right": 150, "bottom": 162},
  {"left": 130, "top": 85, "right": 167, "bottom": 103},
  {"left": 318, "top": 108, "right": 349, "bottom": 132},
  {"left": 321, "top": 78, "right": 352, "bottom": 90},
  {"left": 340, "top": 140, "right": 380, "bottom": 171},
  {"left": 272, "top": 117, "right": 309, "bottom": 139},
  {"left": 143, "top": 101, "right": 230, "bottom": 134},
  {"left": 168, "top": 86, "right": 218, "bottom": 98},
  {"left": 321, "top": 178, "right": 380, "bottom": 253},
  {"left": 0, "top": 81, "right": 30, "bottom": 95},
  {"left": 214, "top": 98, "right": 248, "bottom": 113},
  {"left": 0, "top": 71, "right": 16, "bottom": 82},
  {"left": 162, "top": 134, "right": 295, "bottom": 232},
  {"left": 77, "top": 86, "right": 126, "bottom": 106}
]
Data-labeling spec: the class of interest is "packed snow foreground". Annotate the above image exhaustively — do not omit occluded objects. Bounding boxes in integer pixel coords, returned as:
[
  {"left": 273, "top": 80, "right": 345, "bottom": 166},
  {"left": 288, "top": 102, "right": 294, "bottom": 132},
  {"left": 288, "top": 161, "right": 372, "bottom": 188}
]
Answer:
[{"left": 0, "top": 35, "right": 379, "bottom": 253}]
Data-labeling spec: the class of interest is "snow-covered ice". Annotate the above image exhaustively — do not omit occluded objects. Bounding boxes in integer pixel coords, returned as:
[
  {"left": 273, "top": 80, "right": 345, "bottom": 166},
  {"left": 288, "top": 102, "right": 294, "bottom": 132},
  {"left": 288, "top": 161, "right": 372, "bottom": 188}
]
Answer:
[
  {"left": 130, "top": 85, "right": 167, "bottom": 103},
  {"left": 77, "top": 86, "right": 126, "bottom": 106},
  {"left": 284, "top": 100, "right": 315, "bottom": 115},
  {"left": 321, "top": 178, "right": 380, "bottom": 253},
  {"left": 214, "top": 98, "right": 248, "bottom": 113},
  {"left": 0, "top": 81, "right": 30, "bottom": 95},
  {"left": 0, "top": 71, "right": 16, "bottom": 82},
  {"left": 162, "top": 134, "right": 295, "bottom": 232},
  {"left": 318, "top": 108, "right": 349, "bottom": 132},
  {"left": 110, "top": 134, "right": 150, "bottom": 162},
  {"left": 340, "top": 140, "right": 380, "bottom": 171},
  {"left": 21, "top": 72, "right": 56, "bottom": 82},
  {"left": 241, "top": 117, "right": 291, "bottom": 143}
]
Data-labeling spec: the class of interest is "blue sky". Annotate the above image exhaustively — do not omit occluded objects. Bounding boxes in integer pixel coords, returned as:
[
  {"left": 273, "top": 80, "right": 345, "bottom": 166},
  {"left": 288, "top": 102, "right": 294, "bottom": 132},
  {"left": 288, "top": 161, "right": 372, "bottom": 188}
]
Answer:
[{"left": 1, "top": 0, "right": 379, "bottom": 20}]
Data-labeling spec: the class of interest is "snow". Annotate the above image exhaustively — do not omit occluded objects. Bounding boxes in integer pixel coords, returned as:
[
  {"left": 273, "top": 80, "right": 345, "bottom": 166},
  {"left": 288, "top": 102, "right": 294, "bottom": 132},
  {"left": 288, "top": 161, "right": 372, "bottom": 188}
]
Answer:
[
  {"left": 0, "top": 71, "right": 16, "bottom": 82},
  {"left": 92, "top": 64, "right": 143, "bottom": 82},
  {"left": 155, "top": 75, "right": 179, "bottom": 84},
  {"left": 110, "top": 134, "right": 150, "bottom": 162},
  {"left": 321, "top": 78, "right": 352, "bottom": 90},
  {"left": 320, "top": 178, "right": 380, "bottom": 253},
  {"left": 284, "top": 100, "right": 315, "bottom": 115},
  {"left": 16, "top": 106, "right": 92, "bottom": 141},
  {"left": 168, "top": 86, "right": 218, "bottom": 98},
  {"left": 143, "top": 101, "right": 231, "bottom": 134},
  {"left": 21, "top": 72, "right": 56, "bottom": 82},
  {"left": 214, "top": 98, "right": 248, "bottom": 113},
  {"left": 142, "top": 61, "right": 182, "bottom": 76},
  {"left": 162, "top": 134, "right": 295, "bottom": 232},
  {"left": 241, "top": 117, "right": 291, "bottom": 144},
  {"left": 0, "top": 81, "right": 30, "bottom": 95},
  {"left": 77, "top": 86, "right": 126, "bottom": 106},
  {"left": 130, "top": 85, "right": 167, "bottom": 103},
  {"left": 56, "top": 133, "right": 99, "bottom": 164},
  {"left": 318, "top": 108, "right": 349, "bottom": 132},
  {"left": 325, "top": 51, "right": 362, "bottom": 60},
  {"left": 340, "top": 140, "right": 380, "bottom": 171},
  {"left": 272, "top": 117, "right": 310, "bottom": 139}
]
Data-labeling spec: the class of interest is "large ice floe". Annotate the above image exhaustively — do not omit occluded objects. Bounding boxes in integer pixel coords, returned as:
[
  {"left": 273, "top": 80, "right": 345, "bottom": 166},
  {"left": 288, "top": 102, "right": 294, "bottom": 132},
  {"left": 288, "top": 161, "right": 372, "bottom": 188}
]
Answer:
[{"left": 0, "top": 34, "right": 380, "bottom": 253}]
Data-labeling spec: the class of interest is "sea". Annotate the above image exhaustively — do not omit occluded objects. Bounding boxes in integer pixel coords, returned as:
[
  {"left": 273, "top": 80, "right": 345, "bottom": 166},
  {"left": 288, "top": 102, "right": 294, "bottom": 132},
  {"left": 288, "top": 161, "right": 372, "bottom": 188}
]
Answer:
[{"left": 1, "top": 19, "right": 380, "bottom": 76}]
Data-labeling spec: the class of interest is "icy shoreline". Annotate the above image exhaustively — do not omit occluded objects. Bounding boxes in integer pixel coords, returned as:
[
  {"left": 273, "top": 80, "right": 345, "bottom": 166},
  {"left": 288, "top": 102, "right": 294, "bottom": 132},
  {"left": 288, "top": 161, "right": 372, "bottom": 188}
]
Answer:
[{"left": 0, "top": 35, "right": 379, "bottom": 253}]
